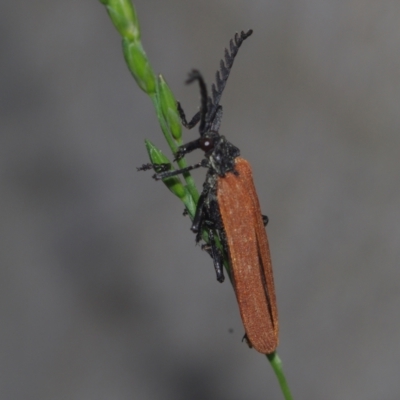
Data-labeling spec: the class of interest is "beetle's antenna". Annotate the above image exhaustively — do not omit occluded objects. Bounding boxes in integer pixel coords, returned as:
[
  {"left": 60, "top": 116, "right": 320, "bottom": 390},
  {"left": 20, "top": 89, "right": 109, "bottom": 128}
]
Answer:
[
  {"left": 182, "top": 30, "right": 252, "bottom": 135},
  {"left": 210, "top": 105, "right": 223, "bottom": 132},
  {"left": 208, "top": 30, "right": 253, "bottom": 124},
  {"left": 186, "top": 69, "right": 209, "bottom": 135}
]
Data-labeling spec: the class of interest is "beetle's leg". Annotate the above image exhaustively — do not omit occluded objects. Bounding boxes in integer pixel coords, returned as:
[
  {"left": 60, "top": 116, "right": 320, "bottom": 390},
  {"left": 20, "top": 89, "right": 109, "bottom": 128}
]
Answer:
[
  {"left": 174, "top": 138, "right": 202, "bottom": 161},
  {"left": 208, "top": 198, "right": 229, "bottom": 257},
  {"left": 206, "top": 229, "right": 225, "bottom": 282},
  {"left": 242, "top": 333, "right": 253, "bottom": 349},
  {"left": 201, "top": 228, "right": 225, "bottom": 283},
  {"left": 137, "top": 163, "right": 171, "bottom": 172},
  {"left": 177, "top": 69, "right": 210, "bottom": 135},
  {"left": 191, "top": 185, "right": 225, "bottom": 282},
  {"left": 208, "top": 197, "right": 226, "bottom": 250},
  {"left": 205, "top": 197, "right": 229, "bottom": 283},
  {"left": 262, "top": 215, "right": 269, "bottom": 227},
  {"left": 191, "top": 191, "right": 207, "bottom": 235},
  {"left": 153, "top": 159, "right": 209, "bottom": 180},
  {"left": 177, "top": 102, "right": 201, "bottom": 129},
  {"left": 185, "top": 70, "right": 209, "bottom": 135}
]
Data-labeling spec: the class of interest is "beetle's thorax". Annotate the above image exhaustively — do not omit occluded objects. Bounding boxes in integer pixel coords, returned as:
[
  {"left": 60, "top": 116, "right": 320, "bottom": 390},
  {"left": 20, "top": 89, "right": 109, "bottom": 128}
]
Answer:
[{"left": 203, "top": 132, "right": 240, "bottom": 177}]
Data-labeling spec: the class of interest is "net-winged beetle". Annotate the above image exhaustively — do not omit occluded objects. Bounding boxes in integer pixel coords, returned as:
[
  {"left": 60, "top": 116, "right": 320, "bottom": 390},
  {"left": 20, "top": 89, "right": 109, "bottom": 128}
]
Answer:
[{"left": 140, "top": 30, "right": 278, "bottom": 354}]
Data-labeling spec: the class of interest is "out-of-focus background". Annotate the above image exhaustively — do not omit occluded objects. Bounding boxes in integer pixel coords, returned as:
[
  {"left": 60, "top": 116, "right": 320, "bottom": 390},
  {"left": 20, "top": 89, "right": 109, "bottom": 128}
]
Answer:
[{"left": 2, "top": 1, "right": 400, "bottom": 399}]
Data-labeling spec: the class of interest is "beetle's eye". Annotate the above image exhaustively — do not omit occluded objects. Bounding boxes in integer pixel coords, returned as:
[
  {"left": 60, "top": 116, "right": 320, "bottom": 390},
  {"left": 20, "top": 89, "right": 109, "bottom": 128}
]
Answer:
[{"left": 199, "top": 137, "right": 214, "bottom": 152}]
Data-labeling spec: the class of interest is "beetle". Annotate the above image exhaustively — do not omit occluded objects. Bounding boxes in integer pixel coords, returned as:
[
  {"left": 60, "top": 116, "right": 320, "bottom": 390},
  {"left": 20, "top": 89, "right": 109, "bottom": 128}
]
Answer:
[{"left": 141, "top": 30, "right": 278, "bottom": 354}]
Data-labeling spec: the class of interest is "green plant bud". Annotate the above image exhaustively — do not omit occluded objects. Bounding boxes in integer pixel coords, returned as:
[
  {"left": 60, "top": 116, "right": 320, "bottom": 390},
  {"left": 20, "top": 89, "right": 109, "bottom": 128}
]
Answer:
[
  {"left": 123, "top": 39, "right": 156, "bottom": 94},
  {"left": 158, "top": 75, "right": 182, "bottom": 142},
  {"left": 100, "top": 0, "right": 140, "bottom": 41},
  {"left": 145, "top": 140, "right": 186, "bottom": 200}
]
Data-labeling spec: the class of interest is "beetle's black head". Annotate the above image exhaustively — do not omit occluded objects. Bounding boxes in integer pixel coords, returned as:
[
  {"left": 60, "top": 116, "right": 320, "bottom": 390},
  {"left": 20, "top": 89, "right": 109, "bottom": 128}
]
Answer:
[{"left": 200, "top": 131, "right": 240, "bottom": 176}]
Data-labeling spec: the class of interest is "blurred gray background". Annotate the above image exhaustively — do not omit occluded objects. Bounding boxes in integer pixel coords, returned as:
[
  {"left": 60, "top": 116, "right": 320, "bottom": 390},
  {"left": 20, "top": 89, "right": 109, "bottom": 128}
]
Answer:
[{"left": 1, "top": 1, "right": 400, "bottom": 399}]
